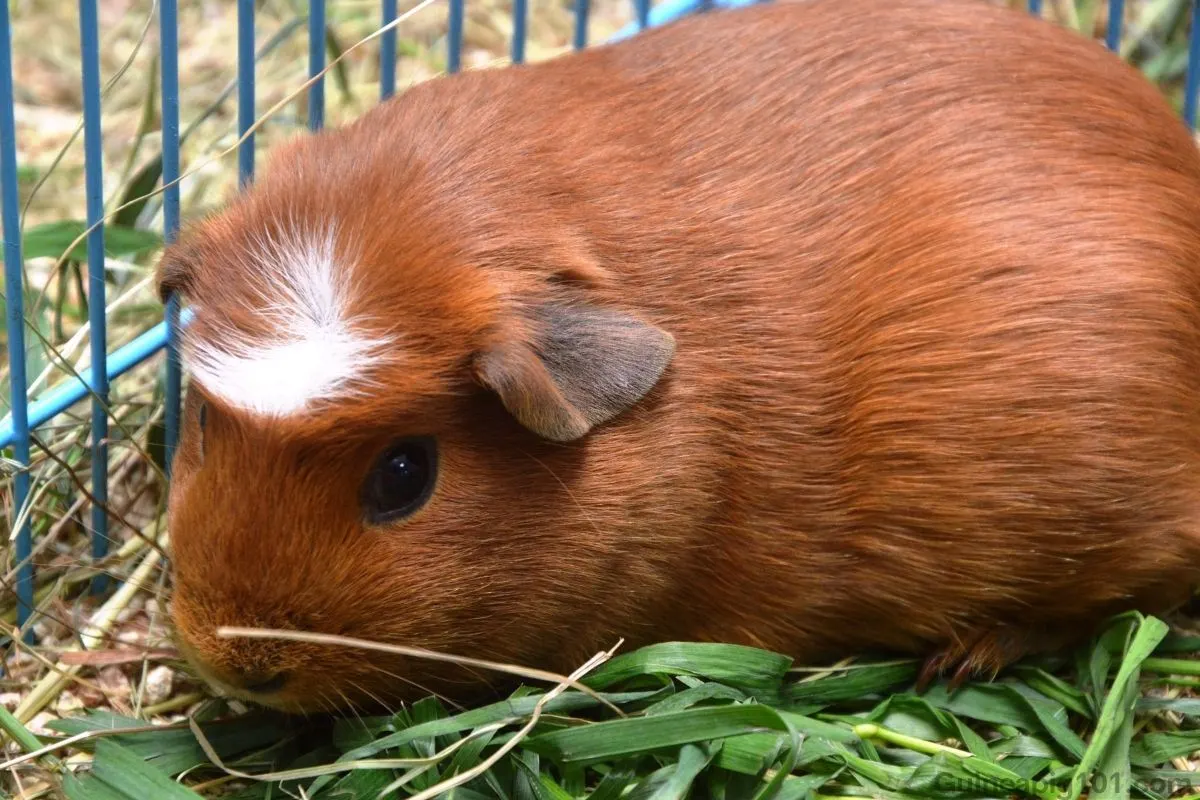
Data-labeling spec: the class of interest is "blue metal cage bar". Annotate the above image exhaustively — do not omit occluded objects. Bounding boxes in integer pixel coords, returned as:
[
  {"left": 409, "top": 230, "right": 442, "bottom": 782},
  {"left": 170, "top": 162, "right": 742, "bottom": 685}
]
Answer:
[
  {"left": 0, "top": 310, "right": 195, "bottom": 450},
  {"left": 3, "top": 0, "right": 1200, "bottom": 631},
  {"left": 513, "top": 0, "right": 529, "bottom": 64},
  {"left": 1107, "top": 0, "right": 1125, "bottom": 52},
  {"left": 448, "top": 0, "right": 465, "bottom": 73},
  {"left": 574, "top": 0, "right": 590, "bottom": 50},
  {"left": 310, "top": 0, "right": 327, "bottom": 129},
  {"left": 1, "top": 0, "right": 34, "bottom": 633},
  {"left": 1187, "top": 0, "right": 1200, "bottom": 129},
  {"left": 79, "top": 0, "right": 111, "bottom": 596},
  {"left": 636, "top": 0, "right": 650, "bottom": 29},
  {"left": 238, "top": 0, "right": 256, "bottom": 183},
  {"left": 162, "top": 0, "right": 183, "bottom": 475},
  {"left": 382, "top": 0, "right": 399, "bottom": 99}
]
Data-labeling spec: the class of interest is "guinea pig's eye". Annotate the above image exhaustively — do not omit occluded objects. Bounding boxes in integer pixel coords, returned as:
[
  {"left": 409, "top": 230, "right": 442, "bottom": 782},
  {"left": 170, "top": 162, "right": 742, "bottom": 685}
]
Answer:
[{"left": 362, "top": 438, "right": 437, "bottom": 524}]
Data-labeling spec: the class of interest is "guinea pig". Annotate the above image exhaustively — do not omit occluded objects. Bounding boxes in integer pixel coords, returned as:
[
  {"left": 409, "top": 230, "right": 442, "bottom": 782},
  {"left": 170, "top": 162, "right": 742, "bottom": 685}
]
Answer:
[{"left": 157, "top": 0, "right": 1200, "bottom": 713}]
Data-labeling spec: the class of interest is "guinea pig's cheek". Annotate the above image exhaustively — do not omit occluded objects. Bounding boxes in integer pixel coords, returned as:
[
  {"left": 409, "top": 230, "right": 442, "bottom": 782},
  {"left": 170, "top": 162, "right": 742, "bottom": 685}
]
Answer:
[
  {"left": 169, "top": 616, "right": 229, "bottom": 695},
  {"left": 168, "top": 593, "right": 215, "bottom": 664},
  {"left": 172, "top": 637, "right": 232, "bottom": 695},
  {"left": 168, "top": 590, "right": 244, "bottom": 689}
]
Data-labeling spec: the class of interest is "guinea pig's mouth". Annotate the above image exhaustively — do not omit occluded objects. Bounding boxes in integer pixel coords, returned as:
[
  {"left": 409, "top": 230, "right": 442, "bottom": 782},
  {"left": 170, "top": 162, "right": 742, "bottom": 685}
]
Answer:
[
  {"left": 199, "top": 669, "right": 288, "bottom": 701},
  {"left": 189, "top": 663, "right": 310, "bottom": 712}
]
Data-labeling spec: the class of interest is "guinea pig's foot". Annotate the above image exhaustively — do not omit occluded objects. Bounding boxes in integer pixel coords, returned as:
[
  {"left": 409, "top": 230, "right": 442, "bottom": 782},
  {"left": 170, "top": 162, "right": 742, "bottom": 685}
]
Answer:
[
  {"left": 947, "top": 656, "right": 996, "bottom": 692},
  {"left": 915, "top": 650, "right": 956, "bottom": 694},
  {"left": 916, "top": 628, "right": 1016, "bottom": 694},
  {"left": 915, "top": 650, "right": 991, "bottom": 693},
  {"left": 918, "top": 622, "right": 1077, "bottom": 695},
  {"left": 916, "top": 652, "right": 996, "bottom": 694}
]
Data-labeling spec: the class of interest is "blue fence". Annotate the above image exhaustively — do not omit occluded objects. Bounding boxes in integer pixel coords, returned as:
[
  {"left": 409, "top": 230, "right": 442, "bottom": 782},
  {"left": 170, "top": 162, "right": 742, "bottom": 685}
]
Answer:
[{"left": 0, "top": 0, "right": 1197, "bottom": 637}]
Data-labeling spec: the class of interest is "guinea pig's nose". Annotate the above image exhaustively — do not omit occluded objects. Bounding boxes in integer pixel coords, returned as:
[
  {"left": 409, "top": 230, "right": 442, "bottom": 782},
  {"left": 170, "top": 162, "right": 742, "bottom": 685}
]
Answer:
[{"left": 235, "top": 670, "right": 288, "bottom": 695}]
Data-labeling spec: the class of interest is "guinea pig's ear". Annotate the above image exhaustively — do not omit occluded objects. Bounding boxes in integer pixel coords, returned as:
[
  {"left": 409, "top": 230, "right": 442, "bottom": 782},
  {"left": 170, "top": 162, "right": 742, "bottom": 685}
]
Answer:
[
  {"left": 155, "top": 237, "right": 201, "bottom": 304},
  {"left": 474, "top": 301, "right": 675, "bottom": 442}
]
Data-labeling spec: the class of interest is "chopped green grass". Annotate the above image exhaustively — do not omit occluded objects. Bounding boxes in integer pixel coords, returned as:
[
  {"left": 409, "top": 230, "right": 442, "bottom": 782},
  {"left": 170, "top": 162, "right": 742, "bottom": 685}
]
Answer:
[{"left": 6, "top": 612, "right": 1199, "bottom": 799}]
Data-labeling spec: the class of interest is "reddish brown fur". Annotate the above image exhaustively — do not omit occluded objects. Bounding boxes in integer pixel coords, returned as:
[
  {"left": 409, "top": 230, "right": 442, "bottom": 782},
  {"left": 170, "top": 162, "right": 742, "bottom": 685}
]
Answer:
[{"left": 160, "top": 0, "right": 1200, "bottom": 712}]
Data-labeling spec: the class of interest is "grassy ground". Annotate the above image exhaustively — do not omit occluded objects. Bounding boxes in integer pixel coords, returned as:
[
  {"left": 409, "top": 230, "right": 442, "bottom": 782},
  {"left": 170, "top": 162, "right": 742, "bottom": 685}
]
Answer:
[{"left": 4, "top": 0, "right": 1200, "bottom": 797}]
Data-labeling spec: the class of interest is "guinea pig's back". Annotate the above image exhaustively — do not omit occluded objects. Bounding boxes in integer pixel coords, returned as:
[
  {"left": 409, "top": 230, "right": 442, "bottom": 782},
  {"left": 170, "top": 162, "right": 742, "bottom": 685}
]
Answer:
[
  {"left": 593, "top": 0, "right": 1200, "bottom": 651},
  {"left": 333, "top": 0, "right": 1200, "bottom": 660}
]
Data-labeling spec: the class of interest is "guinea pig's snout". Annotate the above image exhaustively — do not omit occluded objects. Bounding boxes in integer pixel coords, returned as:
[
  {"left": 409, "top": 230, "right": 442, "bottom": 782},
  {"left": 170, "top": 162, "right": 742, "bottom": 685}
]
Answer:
[
  {"left": 172, "top": 613, "right": 295, "bottom": 702},
  {"left": 190, "top": 650, "right": 295, "bottom": 702}
]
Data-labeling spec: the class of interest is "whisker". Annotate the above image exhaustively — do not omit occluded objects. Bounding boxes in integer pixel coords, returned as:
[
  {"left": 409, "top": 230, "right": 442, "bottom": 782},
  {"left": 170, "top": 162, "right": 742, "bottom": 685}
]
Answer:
[
  {"left": 519, "top": 448, "right": 606, "bottom": 541},
  {"left": 218, "top": 626, "right": 626, "bottom": 717},
  {"left": 345, "top": 678, "right": 398, "bottom": 719},
  {"left": 363, "top": 664, "right": 464, "bottom": 712},
  {"left": 335, "top": 686, "right": 361, "bottom": 720}
]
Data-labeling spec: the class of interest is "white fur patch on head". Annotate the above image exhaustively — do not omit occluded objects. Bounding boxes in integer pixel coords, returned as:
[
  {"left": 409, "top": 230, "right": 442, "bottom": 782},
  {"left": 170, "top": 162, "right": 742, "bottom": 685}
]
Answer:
[{"left": 186, "top": 224, "right": 389, "bottom": 416}]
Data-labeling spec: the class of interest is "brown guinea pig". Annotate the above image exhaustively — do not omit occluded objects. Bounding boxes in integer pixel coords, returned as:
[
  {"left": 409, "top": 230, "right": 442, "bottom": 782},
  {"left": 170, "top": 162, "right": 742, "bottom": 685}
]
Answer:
[{"left": 157, "top": 0, "right": 1200, "bottom": 713}]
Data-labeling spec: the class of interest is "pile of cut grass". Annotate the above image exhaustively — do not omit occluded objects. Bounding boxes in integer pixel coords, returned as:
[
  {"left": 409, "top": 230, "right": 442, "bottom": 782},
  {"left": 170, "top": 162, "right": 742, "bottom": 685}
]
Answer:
[{"left": 2, "top": 610, "right": 1200, "bottom": 798}]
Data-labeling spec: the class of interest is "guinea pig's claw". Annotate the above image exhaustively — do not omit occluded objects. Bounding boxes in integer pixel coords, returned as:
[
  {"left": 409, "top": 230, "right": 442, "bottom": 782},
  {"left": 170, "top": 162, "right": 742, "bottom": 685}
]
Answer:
[
  {"left": 918, "top": 626, "right": 1038, "bottom": 694},
  {"left": 915, "top": 649, "right": 975, "bottom": 695},
  {"left": 915, "top": 651, "right": 951, "bottom": 694},
  {"left": 917, "top": 630, "right": 991, "bottom": 694},
  {"left": 947, "top": 658, "right": 976, "bottom": 692}
]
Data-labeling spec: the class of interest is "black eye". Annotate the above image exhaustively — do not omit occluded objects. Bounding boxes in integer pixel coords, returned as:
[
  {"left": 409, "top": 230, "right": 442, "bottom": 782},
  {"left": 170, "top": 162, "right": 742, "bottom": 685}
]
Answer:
[
  {"left": 363, "top": 438, "right": 437, "bottom": 524},
  {"left": 198, "top": 402, "right": 207, "bottom": 432}
]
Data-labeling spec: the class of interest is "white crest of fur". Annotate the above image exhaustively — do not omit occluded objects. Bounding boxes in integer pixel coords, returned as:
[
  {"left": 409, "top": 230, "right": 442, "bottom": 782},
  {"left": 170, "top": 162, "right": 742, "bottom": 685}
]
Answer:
[{"left": 185, "top": 224, "right": 389, "bottom": 416}]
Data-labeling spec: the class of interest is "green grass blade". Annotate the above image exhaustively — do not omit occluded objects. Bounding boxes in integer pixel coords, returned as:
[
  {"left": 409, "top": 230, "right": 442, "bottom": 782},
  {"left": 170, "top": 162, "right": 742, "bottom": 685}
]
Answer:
[
  {"left": 1011, "top": 667, "right": 1093, "bottom": 718},
  {"left": 112, "top": 155, "right": 164, "bottom": 230},
  {"left": 1091, "top": 693, "right": 1134, "bottom": 800},
  {"left": 637, "top": 742, "right": 716, "bottom": 800},
  {"left": 1152, "top": 633, "right": 1200, "bottom": 654},
  {"left": 528, "top": 704, "right": 820, "bottom": 765},
  {"left": 50, "top": 710, "right": 290, "bottom": 777},
  {"left": 642, "top": 682, "right": 747, "bottom": 715},
  {"left": 1136, "top": 697, "right": 1200, "bottom": 715},
  {"left": 773, "top": 773, "right": 837, "bottom": 800},
  {"left": 785, "top": 663, "right": 918, "bottom": 706},
  {"left": 921, "top": 683, "right": 1085, "bottom": 760},
  {"left": 905, "top": 750, "right": 1058, "bottom": 800},
  {"left": 22, "top": 219, "right": 162, "bottom": 262},
  {"left": 337, "top": 691, "right": 657, "bottom": 761},
  {"left": 1068, "top": 614, "right": 1169, "bottom": 800},
  {"left": 584, "top": 643, "right": 793, "bottom": 695},
  {"left": 988, "top": 735, "right": 1060, "bottom": 760},
  {"left": 585, "top": 762, "right": 638, "bottom": 799},
  {"left": 854, "top": 695, "right": 991, "bottom": 760},
  {"left": 712, "top": 732, "right": 786, "bottom": 776},
  {"left": 307, "top": 691, "right": 658, "bottom": 796},
  {"left": 0, "top": 702, "right": 45, "bottom": 754},
  {"left": 1129, "top": 731, "right": 1200, "bottom": 767},
  {"left": 90, "top": 740, "right": 206, "bottom": 799},
  {"left": 623, "top": 764, "right": 677, "bottom": 799},
  {"left": 61, "top": 772, "right": 130, "bottom": 800}
]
